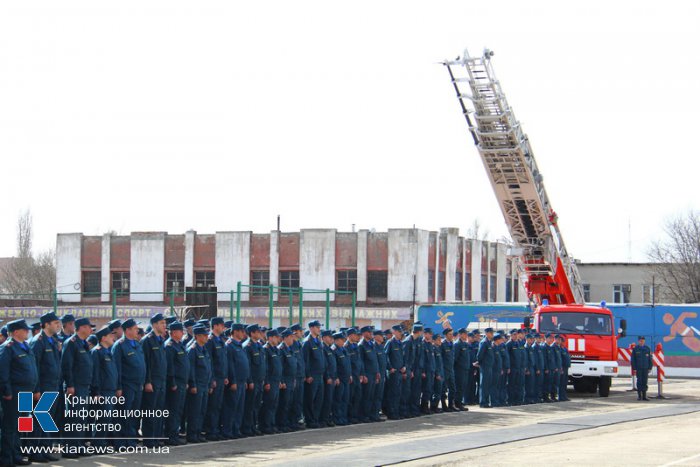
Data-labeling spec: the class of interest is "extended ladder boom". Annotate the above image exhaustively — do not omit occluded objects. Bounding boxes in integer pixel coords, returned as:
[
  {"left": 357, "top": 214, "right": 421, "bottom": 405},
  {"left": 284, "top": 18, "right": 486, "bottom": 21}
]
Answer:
[{"left": 444, "top": 49, "right": 584, "bottom": 305}]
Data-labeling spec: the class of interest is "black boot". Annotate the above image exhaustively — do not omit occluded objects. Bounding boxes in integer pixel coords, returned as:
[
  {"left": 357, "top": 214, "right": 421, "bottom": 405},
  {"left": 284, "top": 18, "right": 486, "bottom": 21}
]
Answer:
[
  {"left": 643, "top": 391, "right": 650, "bottom": 401},
  {"left": 637, "top": 391, "right": 642, "bottom": 401}
]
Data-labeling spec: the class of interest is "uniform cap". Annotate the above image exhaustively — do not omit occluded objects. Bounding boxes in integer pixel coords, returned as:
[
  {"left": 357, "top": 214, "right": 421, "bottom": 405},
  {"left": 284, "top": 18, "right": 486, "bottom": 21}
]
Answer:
[
  {"left": 150, "top": 313, "right": 166, "bottom": 324},
  {"left": 225, "top": 320, "right": 235, "bottom": 329},
  {"left": 107, "top": 319, "right": 122, "bottom": 331},
  {"left": 122, "top": 318, "right": 140, "bottom": 330},
  {"left": 290, "top": 324, "right": 302, "bottom": 332},
  {"left": 40, "top": 312, "right": 60, "bottom": 325},
  {"left": 423, "top": 328, "right": 433, "bottom": 335},
  {"left": 165, "top": 316, "right": 178, "bottom": 325},
  {"left": 412, "top": 324, "right": 424, "bottom": 332},
  {"left": 246, "top": 324, "right": 260, "bottom": 334},
  {"left": 373, "top": 330, "right": 384, "bottom": 336},
  {"left": 484, "top": 327, "right": 494, "bottom": 333},
  {"left": 442, "top": 328, "right": 453, "bottom": 336},
  {"left": 75, "top": 318, "right": 92, "bottom": 329},
  {"left": 87, "top": 335, "right": 98, "bottom": 345},
  {"left": 391, "top": 325, "right": 403, "bottom": 332},
  {"left": 458, "top": 328, "right": 468, "bottom": 334},
  {"left": 96, "top": 327, "right": 113, "bottom": 340},
  {"left": 281, "top": 329, "right": 294, "bottom": 338},
  {"left": 333, "top": 332, "right": 346, "bottom": 340},
  {"left": 7, "top": 319, "right": 31, "bottom": 332},
  {"left": 168, "top": 321, "right": 184, "bottom": 332},
  {"left": 360, "top": 326, "right": 373, "bottom": 334},
  {"left": 346, "top": 328, "right": 358, "bottom": 336},
  {"left": 266, "top": 329, "right": 279, "bottom": 338},
  {"left": 308, "top": 320, "right": 321, "bottom": 328},
  {"left": 210, "top": 317, "right": 225, "bottom": 326},
  {"left": 231, "top": 323, "right": 246, "bottom": 332},
  {"left": 183, "top": 319, "right": 196, "bottom": 328},
  {"left": 321, "top": 330, "right": 334, "bottom": 338},
  {"left": 193, "top": 325, "right": 208, "bottom": 335},
  {"left": 638, "top": 335, "right": 646, "bottom": 340},
  {"left": 31, "top": 322, "right": 41, "bottom": 331}
]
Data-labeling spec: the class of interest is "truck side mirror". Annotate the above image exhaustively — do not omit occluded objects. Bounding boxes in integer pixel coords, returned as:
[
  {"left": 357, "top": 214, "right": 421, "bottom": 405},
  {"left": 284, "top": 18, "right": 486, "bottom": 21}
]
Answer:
[{"left": 618, "top": 319, "right": 627, "bottom": 338}]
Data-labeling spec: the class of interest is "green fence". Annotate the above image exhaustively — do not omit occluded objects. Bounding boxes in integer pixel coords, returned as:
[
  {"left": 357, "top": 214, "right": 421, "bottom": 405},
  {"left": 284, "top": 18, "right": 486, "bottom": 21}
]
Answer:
[{"left": 0, "top": 283, "right": 357, "bottom": 327}]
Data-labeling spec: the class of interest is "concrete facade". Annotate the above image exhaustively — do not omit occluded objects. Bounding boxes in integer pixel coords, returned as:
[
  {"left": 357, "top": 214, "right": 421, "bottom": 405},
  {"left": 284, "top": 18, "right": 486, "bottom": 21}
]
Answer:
[
  {"left": 56, "top": 233, "right": 82, "bottom": 302},
  {"left": 184, "top": 230, "right": 195, "bottom": 288},
  {"left": 215, "top": 232, "right": 251, "bottom": 300},
  {"left": 577, "top": 263, "right": 675, "bottom": 304},
  {"left": 130, "top": 232, "right": 166, "bottom": 302},
  {"left": 300, "top": 229, "right": 336, "bottom": 300}
]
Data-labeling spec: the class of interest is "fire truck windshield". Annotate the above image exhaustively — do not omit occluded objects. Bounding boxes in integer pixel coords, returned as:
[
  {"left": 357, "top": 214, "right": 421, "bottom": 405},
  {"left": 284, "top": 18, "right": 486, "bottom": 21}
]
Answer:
[{"left": 538, "top": 312, "right": 612, "bottom": 336}]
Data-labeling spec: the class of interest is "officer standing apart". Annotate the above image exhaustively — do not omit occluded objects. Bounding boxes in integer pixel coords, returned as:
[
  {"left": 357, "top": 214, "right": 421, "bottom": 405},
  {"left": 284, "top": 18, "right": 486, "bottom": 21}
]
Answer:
[
  {"left": 0, "top": 319, "right": 38, "bottom": 467},
  {"left": 475, "top": 328, "right": 495, "bottom": 408},
  {"left": 28, "top": 312, "right": 62, "bottom": 462},
  {"left": 631, "top": 336, "right": 653, "bottom": 401},
  {"left": 112, "top": 319, "right": 147, "bottom": 447}
]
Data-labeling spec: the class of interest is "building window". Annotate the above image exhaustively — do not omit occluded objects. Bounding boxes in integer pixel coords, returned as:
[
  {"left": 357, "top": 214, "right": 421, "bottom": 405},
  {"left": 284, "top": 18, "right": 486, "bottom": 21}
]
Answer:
[
  {"left": 337, "top": 270, "right": 357, "bottom": 294},
  {"left": 112, "top": 272, "right": 130, "bottom": 295},
  {"left": 455, "top": 271, "right": 463, "bottom": 301},
  {"left": 251, "top": 271, "right": 270, "bottom": 297},
  {"left": 613, "top": 284, "right": 631, "bottom": 304},
  {"left": 514, "top": 278, "right": 519, "bottom": 302},
  {"left": 428, "top": 270, "right": 435, "bottom": 300},
  {"left": 583, "top": 284, "right": 591, "bottom": 303},
  {"left": 195, "top": 271, "right": 215, "bottom": 288},
  {"left": 642, "top": 284, "right": 656, "bottom": 304},
  {"left": 280, "top": 271, "right": 300, "bottom": 291},
  {"left": 481, "top": 274, "right": 488, "bottom": 302},
  {"left": 82, "top": 271, "right": 101, "bottom": 297},
  {"left": 489, "top": 275, "right": 497, "bottom": 302},
  {"left": 367, "top": 271, "right": 388, "bottom": 298},
  {"left": 437, "top": 271, "right": 445, "bottom": 301},
  {"left": 505, "top": 278, "right": 512, "bottom": 302},
  {"left": 166, "top": 271, "right": 185, "bottom": 294}
]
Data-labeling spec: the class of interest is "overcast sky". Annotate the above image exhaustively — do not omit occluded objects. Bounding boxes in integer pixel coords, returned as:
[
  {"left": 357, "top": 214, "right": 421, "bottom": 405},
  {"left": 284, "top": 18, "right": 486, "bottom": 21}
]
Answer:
[{"left": 1, "top": 1, "right": 698, "bottom": 262}]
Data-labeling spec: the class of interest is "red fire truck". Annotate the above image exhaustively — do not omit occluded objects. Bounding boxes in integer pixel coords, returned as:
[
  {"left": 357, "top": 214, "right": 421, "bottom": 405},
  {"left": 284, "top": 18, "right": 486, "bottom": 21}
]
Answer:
[{"left": 443, "top": 49, "right": 626, "bottom": 396}]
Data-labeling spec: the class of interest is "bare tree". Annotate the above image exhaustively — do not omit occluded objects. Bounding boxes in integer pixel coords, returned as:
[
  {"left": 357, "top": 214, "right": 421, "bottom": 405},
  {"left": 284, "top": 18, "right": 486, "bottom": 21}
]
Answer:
[
  {"left": 467, "top": 219, "right": 490, "bottom": 242},
  {"left": 0, "top": 209, "right": 56, "bottom": 297},
  {"left": 648, "top": 210, "right": 700, "bottom": 303}
]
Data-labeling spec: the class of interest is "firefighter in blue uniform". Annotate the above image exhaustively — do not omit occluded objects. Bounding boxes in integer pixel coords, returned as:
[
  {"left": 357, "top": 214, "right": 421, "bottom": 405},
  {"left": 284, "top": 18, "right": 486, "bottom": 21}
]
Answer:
[
  {"left": 164, "top": 321, "right": 189, "bottom": 445},
  {"left": 506, "top": 330, "right": 522, "bottom": 405},
  {"left": 557, "top": 335, "right": 571, "bottom": 401},
  {"left": 358, "top": 326, "right": 379, "bottom": 422},
  {"left": 523, "top": 333, "right": 537, "bottom": 404},
  {"left": 542, "top": 333, "right": 557, "bottom": 402},
  {"left": 373, "top": 329, "right": 387, "bottom": 421},
  {"left": 332, "top": 332, "right": 351, "bottom": 425},
  {"left": 260, "top": 330, "right": 283, "bottom": 434},
  {"left": 223, "top": 323, "right": 250, "bottom": 439},
  {"left": 141, "top": 313, "right": 168, "bottom": 447},
  {"left": 0, "top": 319, "right": 39, "bottom": 467},
  {"left": 242, "top": 324, "right": 266, "bottom": 436},
  {"left": 431, "top": 332, "right": 445, "bottom": 413},
  {"left": 28, "top": 312, "right": 62, "bottom": 462},
  {"left": 533, "top": 333, "right": 545, "bottom": 402},
  {"left": 90, "top": 327, "right": 118, "bottom": 448},
  {"left": 468, "top": 331, "right": 481, "bottom": 405},
  {"left": 112, "top": 318, "right": 147, "bottom": 447},
  {"left": 182, "top": 319, "right": 195, "bottom": 348},
  {"left": 420, "top": 328, "right": 436, "bottom": 414},
  {"left": 400, "top": 325, "right": 414, "bottom": 418},
  {"left": 344, "top": 328, "right": 363, "bottom": 423},
  {"left": 186, "top": 325, "right": 212, "bottom": 443},
  {"left": 454, "top": 328, "right": 471, "bottom": 410},
  {"left": 60, "top": 317, "right": 94, "bottom": 454},
  {"left": 384, "top": 324, "right": 405, "bottom": 420},
  {"left": 320, "top": 330, "right": 338, "bottom": 426},
  {"left": 408, "top": 324, "right": 424, "bottom": 416},
  {"left": 289, "top": 324, "right": 306, "bottom": 430},
  {"left": 277, "top": 329, "right": 297, "bottom": 432},
  {"left": 631, "top": 335, "right": 653, "bottom": 401},
  {"left": 204, "top": 317, "right": 228, "bottom": 440},
  {"left": 551, "top": 335, "right": 563, "bottom": 401},
  {"left": 476, "top": 327, "right": 495, "bottom": 408},
  {"left": 302, "top": 320, "right": 326, "bottom": 428},
  {"left": 491, "top": 333, "right": 503, "bottom": 406},
  {"left": 440, "top": 328, "right": 456, "bottom": 412}
]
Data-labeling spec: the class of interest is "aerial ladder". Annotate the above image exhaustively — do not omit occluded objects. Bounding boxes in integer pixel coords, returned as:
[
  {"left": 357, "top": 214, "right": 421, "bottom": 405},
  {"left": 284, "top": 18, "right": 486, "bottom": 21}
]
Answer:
[{"left": 443, "top": 49, "right": 585, "bottom": 307}]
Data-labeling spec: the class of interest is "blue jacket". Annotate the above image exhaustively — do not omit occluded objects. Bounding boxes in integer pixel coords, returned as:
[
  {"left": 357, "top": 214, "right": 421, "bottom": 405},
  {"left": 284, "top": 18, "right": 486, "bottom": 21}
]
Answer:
[
  {"left": 323, "top": 343, "right": 337, "bottom": 380},
  {"left": 533, "top": 342, "right": 545, "bottom": 371},
  {"left": 164, "top": 338, "right": 189, "bottom": 387},
  {"left": 244, "top": 339, "right": 266, "bottom": 383},
  {"left": 375, "top": 341, "right": 387, "bottom": 378},
  {"left": 264, "top": 343, "right": 283, "bottom": 385},
  {"left": 334, "top": 345, "right": 352, "bottom": 383},
  {"left": 112, "top": 337, "right": 147, "bottom": 389},
  {"left": 0, "top": 339, "right": 39, "bottom": 396},
  {"left": 278, "top": 343, "right": 297, "bottom": 383},
  {"left": 205, "top": 333, "right": 229, "bottom": 380},
  {"left": 631, "top": 344, "right": 652, "bottom": 371},
  {"left": 454, "top": 339, "right": 472, "bottom": 371},
  {"left": 226, "top": 338, "right": 250, "bottom": 384},
  {"left": 187, "top": 342, "right": 212, "bottom": 388},
  {"left": 29, "top": 331, "right": 61, "bottom": 392},
  {"left": 476, "top": 337, "right": 495, "bottom": 369},
  {"left": 62, "top": 334, "right": 94, "bottom": 388},
  {"left": 303, "top": 336, "right": 326, "bottom": 377},
  {"left": 291, "top": 339, "right": 305, "bottom": 379},
  {"left": 440, "top": 340, "right": 455, "bottom": 376},
  {"left": 434, "top": 344, "right": 444, "bottom": 378},
  {"left": 385, "top": 337, "right": 404, "bottom": 372},
  {"left": 359, "top": 339, "right": 379, "bottom": 377},
  {"left": 141, "top": 332, "right": 167, "bottom": 387},
  {"left": 91, "top": 346, "right": 119, "bottom": 393},
  {"left": 344, "top": 341, "right": 363, "bottom": 377}
]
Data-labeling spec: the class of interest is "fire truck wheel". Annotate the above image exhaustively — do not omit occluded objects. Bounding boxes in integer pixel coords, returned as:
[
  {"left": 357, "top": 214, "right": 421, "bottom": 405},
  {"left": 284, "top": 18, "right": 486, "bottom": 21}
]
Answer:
[{"left": 599, "top": 376, "right": 611, "bottom": 397}]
